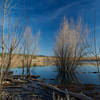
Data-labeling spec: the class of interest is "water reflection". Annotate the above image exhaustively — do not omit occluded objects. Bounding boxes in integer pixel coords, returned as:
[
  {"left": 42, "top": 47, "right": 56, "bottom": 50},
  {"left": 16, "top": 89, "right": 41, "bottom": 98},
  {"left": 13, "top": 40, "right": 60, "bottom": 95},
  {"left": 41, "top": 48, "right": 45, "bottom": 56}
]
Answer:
[
  {"left": 56, "top": 67, "right": 79, "bottom": 86},
  {"left": 10, "top": 64, "right": 100, "bottom": 85}
]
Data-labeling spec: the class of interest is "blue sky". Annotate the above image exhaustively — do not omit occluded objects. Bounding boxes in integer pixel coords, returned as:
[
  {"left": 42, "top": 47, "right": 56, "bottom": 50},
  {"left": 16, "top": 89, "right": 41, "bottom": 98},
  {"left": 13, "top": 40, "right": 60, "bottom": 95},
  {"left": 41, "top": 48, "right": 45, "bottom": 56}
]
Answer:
[{"left": 0, "top": 0, "right": 100, "bottom": 56}]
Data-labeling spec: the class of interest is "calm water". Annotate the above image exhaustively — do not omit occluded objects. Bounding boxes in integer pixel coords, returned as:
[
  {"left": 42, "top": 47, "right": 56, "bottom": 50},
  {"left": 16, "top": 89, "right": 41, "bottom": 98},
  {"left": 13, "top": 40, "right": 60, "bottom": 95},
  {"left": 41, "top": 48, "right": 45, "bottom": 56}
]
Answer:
[{"left": 10, "top": 64, "right": 100, "bottom": 86}]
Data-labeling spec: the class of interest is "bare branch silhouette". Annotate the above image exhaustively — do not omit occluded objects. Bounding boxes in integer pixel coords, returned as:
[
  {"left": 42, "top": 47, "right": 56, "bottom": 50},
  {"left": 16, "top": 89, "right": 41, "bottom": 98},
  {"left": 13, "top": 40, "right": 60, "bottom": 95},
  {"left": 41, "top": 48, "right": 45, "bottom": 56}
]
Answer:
[{"left": 54, "top": 17, "right": 89, "bottom": 72}]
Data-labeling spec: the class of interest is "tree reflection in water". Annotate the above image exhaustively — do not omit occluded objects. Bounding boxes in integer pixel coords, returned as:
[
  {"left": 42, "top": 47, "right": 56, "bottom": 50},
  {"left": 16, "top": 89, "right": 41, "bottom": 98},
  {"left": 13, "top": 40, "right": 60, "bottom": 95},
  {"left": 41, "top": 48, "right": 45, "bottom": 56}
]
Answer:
[{"left": 56, "top": 66, "right": 80, "bottom": 86}]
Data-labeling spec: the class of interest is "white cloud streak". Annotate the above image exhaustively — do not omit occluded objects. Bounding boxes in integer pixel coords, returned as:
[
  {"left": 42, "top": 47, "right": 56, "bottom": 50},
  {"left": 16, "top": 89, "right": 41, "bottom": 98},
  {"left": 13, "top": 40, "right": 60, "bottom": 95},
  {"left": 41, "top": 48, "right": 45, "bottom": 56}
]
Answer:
[{"left": 31, "top": 0, "right": 92, "bottom": 23}]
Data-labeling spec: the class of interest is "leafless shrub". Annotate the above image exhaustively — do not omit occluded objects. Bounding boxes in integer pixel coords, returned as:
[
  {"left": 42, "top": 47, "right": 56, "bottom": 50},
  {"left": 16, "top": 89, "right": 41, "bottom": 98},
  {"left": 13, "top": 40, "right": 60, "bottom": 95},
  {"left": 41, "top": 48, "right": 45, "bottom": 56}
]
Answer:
[
  {"left": 54, "top": 17, "right": 89, "bottom": 72},
  {"left": 3, "top": 18, "right": 24, "bottom": 78},
  {"left": 0, "top": 0, "right": 15, "bottom": 85},
  {"left": 0, "top": 17, "right": 24, "bottom": 85},
  {"left": 22, "top": 27, "right": 40, "bottom": 77}
]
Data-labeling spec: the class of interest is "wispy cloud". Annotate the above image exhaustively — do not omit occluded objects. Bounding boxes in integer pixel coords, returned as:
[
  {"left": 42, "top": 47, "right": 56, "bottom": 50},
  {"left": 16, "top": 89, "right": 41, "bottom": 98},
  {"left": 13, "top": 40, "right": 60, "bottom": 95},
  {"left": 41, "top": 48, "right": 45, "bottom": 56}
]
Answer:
[
  {"left": 31, "top": 0, "right": 92, "bottom": 23},
  {"left": 2, "top": 0, "right": 94, "bottom": 24},
  {"left": 44, "top": 1, "right": 84, "bottom": 20}
]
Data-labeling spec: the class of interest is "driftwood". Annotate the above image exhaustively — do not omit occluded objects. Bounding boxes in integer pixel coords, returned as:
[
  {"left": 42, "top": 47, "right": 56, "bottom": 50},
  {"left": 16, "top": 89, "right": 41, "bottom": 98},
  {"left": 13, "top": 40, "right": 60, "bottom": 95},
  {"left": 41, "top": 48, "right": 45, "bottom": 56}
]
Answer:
[
  {"left": 1, "top": 77, "right": 94, "bottom": 100},
  {"left": 31, "top": 75, "right": 40, "bottom": 79},
  {"left": 31, "top": 79, "right": 94, "bottom": 100}
]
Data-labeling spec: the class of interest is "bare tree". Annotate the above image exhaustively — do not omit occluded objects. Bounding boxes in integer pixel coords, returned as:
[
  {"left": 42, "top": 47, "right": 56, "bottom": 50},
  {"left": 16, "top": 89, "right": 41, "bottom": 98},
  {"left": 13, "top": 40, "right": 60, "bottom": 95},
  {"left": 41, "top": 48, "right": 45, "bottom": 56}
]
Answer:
[
  {"left": 23, "top": 27, "right": 40, "bottom": 78},
  {"left": 1, "top": 17, "right": 24, "bottom": 82},
  {"left": 0, "top": 0, "right": 15, "bottom": 84},
  {"left": 54, "top": 17, "right": 89, "bottom": 72},
  {"left": 0, "top": 0, "right": 26, "bottom": 84}
]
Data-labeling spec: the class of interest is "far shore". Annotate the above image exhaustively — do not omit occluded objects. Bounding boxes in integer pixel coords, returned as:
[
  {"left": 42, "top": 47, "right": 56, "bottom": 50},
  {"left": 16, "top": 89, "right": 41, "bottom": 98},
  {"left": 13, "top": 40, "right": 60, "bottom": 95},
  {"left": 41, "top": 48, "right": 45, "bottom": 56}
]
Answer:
[{"left": 0, "top": 54, "right": 100, "bottom": 68}]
